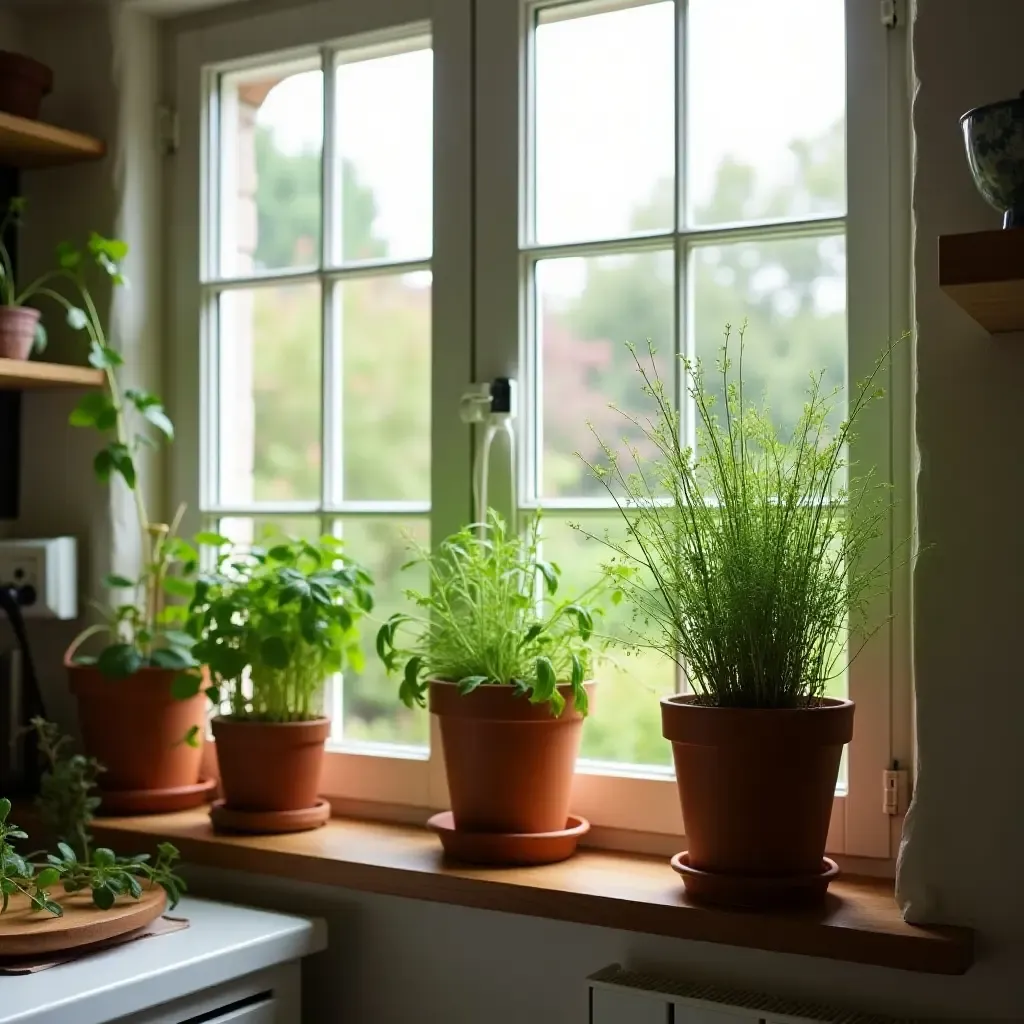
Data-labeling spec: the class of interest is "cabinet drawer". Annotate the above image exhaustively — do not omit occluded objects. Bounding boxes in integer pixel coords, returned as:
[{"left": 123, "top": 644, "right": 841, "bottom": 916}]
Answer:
[{"left": 193, "top": 997, "right": 277, "bottom": 1024}]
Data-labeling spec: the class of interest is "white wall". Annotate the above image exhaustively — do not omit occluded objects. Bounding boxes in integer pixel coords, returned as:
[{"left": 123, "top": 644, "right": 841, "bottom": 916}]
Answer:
[{"left": 6, "top": 0, "right": 1024, "bottom": 1018}]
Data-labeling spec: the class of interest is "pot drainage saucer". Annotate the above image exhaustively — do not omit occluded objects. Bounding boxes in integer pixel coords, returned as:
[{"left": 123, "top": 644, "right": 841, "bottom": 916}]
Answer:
[
  {"left": 96, "top": 778, "right": 217, "bottom": 816},
  {"left": 209, "top": 798, "right": 331, "bottom": 835},
  {"left": 670, "top": 851, "right": 839, "bottom": 909},
  {"left": 427, "top": 811, "right": 589, "bottom": 866}
]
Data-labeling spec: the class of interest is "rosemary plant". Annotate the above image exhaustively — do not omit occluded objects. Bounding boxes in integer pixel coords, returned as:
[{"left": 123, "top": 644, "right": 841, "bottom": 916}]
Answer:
[
  {"left": 580, "top": 325, "right": 897, "bottom": 709},
  {"left": 377, "top": 511, "right": 605, "bottom": 717}
]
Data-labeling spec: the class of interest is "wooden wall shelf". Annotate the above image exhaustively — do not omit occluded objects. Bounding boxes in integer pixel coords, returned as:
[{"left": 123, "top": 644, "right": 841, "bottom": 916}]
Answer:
[
  {"left": 0, "top": 359, "right": 103, "bottom": 390},
  {"left": 0, "top": 111, "right": 105, "bottom": 169},
  {"left": 940, "top": 229, "right": 1024, "bottom": 333}
]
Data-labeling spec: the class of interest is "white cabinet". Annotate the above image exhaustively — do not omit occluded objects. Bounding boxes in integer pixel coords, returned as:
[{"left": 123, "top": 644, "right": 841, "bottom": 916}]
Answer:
[{"left": 3, "top": 898, "right": 326, "bottom": 1024}]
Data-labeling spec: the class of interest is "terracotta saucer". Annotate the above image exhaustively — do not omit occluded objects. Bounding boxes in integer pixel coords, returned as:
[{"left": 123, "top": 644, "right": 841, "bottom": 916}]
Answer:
[
  {"left": 209, "top": 798, "right": 331, "bottom": 835},
  {"left": 427, "top": 811, "right": 590, "bottom": 866},
  {"left": 95, "top": 778, "right": 218, "bottom": 816},
  {"left": 670, "top": 851, "right": 840, "bottom": 909}
]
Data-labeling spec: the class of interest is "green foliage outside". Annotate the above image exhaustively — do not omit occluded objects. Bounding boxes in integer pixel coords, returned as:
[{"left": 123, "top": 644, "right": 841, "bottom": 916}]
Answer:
[{"left": 245, "top": 110, "right": 848, "bottom": 762}]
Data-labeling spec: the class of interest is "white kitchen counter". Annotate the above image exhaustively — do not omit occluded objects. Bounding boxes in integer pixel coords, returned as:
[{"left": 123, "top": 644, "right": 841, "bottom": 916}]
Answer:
[{"left": 1, "top": 897, "right": 327, "bottom": 1024}]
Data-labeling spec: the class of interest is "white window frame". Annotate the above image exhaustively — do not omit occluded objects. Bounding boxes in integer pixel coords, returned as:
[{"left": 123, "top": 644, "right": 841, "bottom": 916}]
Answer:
[{"left": 169, "top": 0, "right": 911, "bottom": 859}]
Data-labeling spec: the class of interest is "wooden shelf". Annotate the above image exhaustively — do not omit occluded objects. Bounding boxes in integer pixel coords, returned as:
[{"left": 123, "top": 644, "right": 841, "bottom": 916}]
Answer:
[
  {"left": 0, "top": 111, "right": 104, "bottom": 169},
  {"left": 91, "top": 809, "right": 974, "bottom": 976},
  {"left": 940, "top": 229, "right": 1024, "bottom": 333},
  {"left": 0, "top": 359, "right": 103, "bottom": 390}
]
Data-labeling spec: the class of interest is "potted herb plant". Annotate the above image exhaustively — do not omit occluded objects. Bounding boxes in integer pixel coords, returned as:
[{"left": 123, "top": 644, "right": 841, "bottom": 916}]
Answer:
[
  {"left": 51, "top": 233, "right": 208, "bottom": 814},
  {"left": 582, "top": 326, "right": 897, "bottom": 908},
  {"left": 377, "top": 511, "right": 604, "bottom": 864},
  {"left": 183, "top": 534, "right": 373, "bottom": 834},
  {"left": 0, "top": 197, "right": 50, "bottom": 360}
]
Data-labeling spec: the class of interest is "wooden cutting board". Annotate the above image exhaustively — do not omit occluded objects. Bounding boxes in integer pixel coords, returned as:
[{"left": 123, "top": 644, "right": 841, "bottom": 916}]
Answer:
[{"left": 0, "top": 885, "right": 167, "bottom": 958}]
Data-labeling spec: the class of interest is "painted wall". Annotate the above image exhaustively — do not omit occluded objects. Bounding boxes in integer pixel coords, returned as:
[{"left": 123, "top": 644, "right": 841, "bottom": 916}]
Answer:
[
  {"left": 5, "top": 0, "right": 1024, "bottom": 1018},
  {"left": 4, "top": 1, "right": 162, "bottom": 734}
]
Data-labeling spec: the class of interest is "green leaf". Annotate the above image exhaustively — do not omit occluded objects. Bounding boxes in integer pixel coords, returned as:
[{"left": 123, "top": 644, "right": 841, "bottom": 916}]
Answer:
[
  {"left": 0, "top": 797, "right": 9, "bottom": 823},
  {"left": 35, "top": 867, "right": 59, "bottom": 888},
  {"left": 69, "top": 391, "right": 112, "bottom": 428},
  {"left": 537, "top": 561, "right": 559, "bottom": 596},
  {"left": 66, "top": 306, "right": 89, "bottom": 331},
  {"left": 260, "top": 635, "right": 290, "bottom": 669},
  {"left": 88, "top": 342, "right": 123, "bottom": 369},
  {"left": 92, "top": 883, "right": 116, "bottom": 910},
  {"left": 171, "top": 673, "right": 202, "bottom": 700},
  {"left": 162, "top": 576, "right": 193, "bottom": 598},
  {"left": 195, "top": 531, "right": 231, "bottom": 547},
  {"left": 103, "top": 573, "right": 135, "bottom": 589},
  {"left": 457, "top": 674, "right": 488, "bottom": 695},
  {"left": 151, "top": 647, "right": 194, "bottom": 671},
  {"left": 532, "top": 656, "right": 557, "bottom": 707},
  {"left": 57, "top": 842, "right": 76, "bottom": 864},
  {"left": 570, "top": 653, "right": 584, "bottom": 688},
  {"left": 127, "top": 875, "right": 142, "bottom": 899},
  {"left": 56, "top": 241, "right": 81, "bottom": 270},
  {"left": 142, "top": 403, "right": 174, "bottom": 440},
  {"left": 182, "top": 724, "right": 201, "bottom": 748},
  {"left": 93, "top": 848, "right": 116, "bottom": 869},
  {"left": 97, "top": 643, "right": 143, "bottom": 679}
]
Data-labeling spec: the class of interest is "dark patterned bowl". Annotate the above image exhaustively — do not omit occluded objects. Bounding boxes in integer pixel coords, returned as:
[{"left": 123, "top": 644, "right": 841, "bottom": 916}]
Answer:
[{"left": 962, "top": 91, "right": 1024, "bottom": 229}]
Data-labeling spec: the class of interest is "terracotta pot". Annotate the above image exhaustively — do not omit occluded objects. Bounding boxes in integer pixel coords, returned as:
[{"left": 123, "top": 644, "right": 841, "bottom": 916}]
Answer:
[
  {"left": 68, "top": 658, "right": 207, "bottom": 793},
  {"left": 429, "top": 680, "right": 594, "bottom": 834},
  {"left": 212, "top": 716, "right": 329, "bottom": 813},
  {"left": 0, "top": 307, "right": 40, "bottom": 361},
  {"left": 661, "top": 695, "right": 854, "bottom": 877},
  {"left": 0, "top": 52, "right": 53, "bottom": 120}
]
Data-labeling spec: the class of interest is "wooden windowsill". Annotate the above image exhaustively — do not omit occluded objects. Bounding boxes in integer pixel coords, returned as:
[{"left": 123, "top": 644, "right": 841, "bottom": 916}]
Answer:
[{"left": 90, "top": 809, "right": 973, "bottom": 976}]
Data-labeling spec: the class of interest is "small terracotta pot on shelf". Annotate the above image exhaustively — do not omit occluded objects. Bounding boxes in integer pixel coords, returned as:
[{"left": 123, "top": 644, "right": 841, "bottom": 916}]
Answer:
[
  {"left": 661, "top": 694, "right": 854, "bottom": 909},
  {"left": 0, "top": 306, "right": 40, "bottom": 361},
  {"left": 67, "top": 654, "right": 210, "bottom": 815},
  {"left": 210, "top": 716, "right": 330, "bottom": 834},
  {"left": 0, "top": 51, "right": 53, "bottom": 120},
  {"left": 428, "top": 679, "right": 594, "bottom": 864}
]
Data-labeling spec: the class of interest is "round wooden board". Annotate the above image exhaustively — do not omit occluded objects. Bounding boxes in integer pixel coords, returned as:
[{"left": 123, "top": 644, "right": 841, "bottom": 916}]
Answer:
[{"left": 0, "top": 885, "right": 166, "bottom": 958}]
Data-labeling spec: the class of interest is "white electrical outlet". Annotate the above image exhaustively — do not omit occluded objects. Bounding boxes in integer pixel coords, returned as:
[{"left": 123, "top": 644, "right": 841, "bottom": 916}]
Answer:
[{"left": 0, "top": 537, "right": 77, "bottom": 620}]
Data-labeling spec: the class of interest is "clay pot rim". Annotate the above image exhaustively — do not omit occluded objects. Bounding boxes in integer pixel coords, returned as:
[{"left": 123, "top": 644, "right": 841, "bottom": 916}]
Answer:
[
  {"left": 0, "top": 306, "right": 41, "bottom": 320},
  {"left": 661, "top": 693, "right": 854, "bottom": 746},
  {"left": 428, "top": 678, "right": 595, "bottom": 722},
  {"left": 211, "top": 714, "right": 331, "bottom": 728},
  {"left": 0, "top": 51, "right": 54, "bottom": 90}
]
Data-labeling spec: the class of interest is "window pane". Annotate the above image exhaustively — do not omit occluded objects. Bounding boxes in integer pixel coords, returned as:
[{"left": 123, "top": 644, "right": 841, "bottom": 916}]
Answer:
[
  {"left": 219, "top": 62, "right": 323, "bottom": 276},
  {"left": 217, "top": 283, "right": 322, "bottom": 504},
  {"left": 535, "top": 250, "right": 675, "bottom": 500},
  {"left": 332, "top": 42, "right": 432, "bottom": 264},
  {"left": 690, "top": 234, "right": 847, "bottom": 443},
  {"left": 686, "top": 0, "right": 845, "bottom": 225},
  {"left": 217, "top": 516, "right": 323, "bottom": 547},
  {"left": 335, "top": 517, "right": 429, "bottom": 748},
  {"left": 534, "top": 2, "right": 674, "bottom": 244},
  {"left": 336, "top": 272, "right": 431, "bottom": 502},
  {"left": 540, "top": 515, "right": 674, "bottom": 768}
]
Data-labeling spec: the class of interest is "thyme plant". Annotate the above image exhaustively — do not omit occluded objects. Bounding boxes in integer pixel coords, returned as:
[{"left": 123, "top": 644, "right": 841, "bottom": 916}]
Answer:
[
  {"left": 377, "top": 511, "right": 605, "bottom": 717},
  {"left": 0, "top": 720, "right": 184, "bottom": 918},
  {"left": 580, "top": 326, "right": 897, "bottom": 709}
]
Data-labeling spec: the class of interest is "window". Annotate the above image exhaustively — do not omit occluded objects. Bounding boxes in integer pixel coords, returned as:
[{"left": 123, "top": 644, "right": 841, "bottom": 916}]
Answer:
[{"left": 171, "top": 0, "right": 908, "bottom": 856}]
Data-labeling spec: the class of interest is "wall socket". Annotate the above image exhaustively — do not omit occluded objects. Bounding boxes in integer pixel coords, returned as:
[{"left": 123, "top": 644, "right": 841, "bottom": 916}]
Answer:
[{"left": 0, "top": 537, "right": 77, "bottom": 620}]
